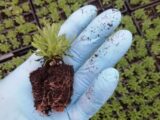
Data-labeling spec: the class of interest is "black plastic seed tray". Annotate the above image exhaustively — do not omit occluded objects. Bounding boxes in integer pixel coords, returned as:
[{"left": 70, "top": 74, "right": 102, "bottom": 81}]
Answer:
[{"left": 126, "top": 0, "right": 160, "bottom": 11}]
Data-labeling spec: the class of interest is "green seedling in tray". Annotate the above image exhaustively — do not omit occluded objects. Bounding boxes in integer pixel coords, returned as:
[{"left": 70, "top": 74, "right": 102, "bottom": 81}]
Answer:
[
  {"left": 133, "top": 9, "right": 147, "bottom": 20},
  {"left": 0, "top": 43, "right": 11, "bottom": 53},
  {"left": 14, "top": 16, "right": 25, "bottom": 25},
  {"left": 120, "top": 15, "right": 137, "bottom": 34},
  {"left": 23, "top": 35, "right": 32, "bottom": 46},
  {"left": 156, "top": 5, "right": 160, "bottom": 13},
  {"left": 17, "top": 23, "right": 37, "bottom": 34},
  {"left": 21, "top": 2, "right": 30, "bottom": 12},
  {"left": 11, "top": 6, "right": 23, "bottom": 15},
  {"left": 49, "top": 6, "right": 60, "bottom": 22},
  {"left": 3, "top": 19, "right": 14, "bottom": 29},
  {"left": 34, "top": 0, "right": 45, "bottom": 6},
  {"left": 114, "top": 0, "right": 125, "bottom": 10},
  {"left": 130, "top": 0, "right": 152, "bottom": 6},
  {"left": 37, "top": 6, "right": 49, "bottom": 17}
]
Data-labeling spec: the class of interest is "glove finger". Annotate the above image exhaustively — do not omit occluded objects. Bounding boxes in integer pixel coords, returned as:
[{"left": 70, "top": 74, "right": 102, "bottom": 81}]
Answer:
[
  {"left": 58, "top": 5, "right": 97, "bottom": 42},
  {"left": 63, "top": 9, "right": 121, "bottom": 71},
  {"left": 68, "top": 68, "right": 119, "bottom": 120},
  {"left": 71, "top": 30, "right": 132, "bottom": 103}
]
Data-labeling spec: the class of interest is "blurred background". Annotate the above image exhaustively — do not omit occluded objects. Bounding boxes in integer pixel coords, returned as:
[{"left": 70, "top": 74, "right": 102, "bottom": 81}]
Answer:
[{"left": 0, "top": 0, "right": 160, "bottom": 119}]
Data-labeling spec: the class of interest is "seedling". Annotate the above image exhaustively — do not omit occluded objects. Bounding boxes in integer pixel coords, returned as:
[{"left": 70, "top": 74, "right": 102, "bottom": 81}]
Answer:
[
  {"left": 30, "top": 22, "right": 74, "bottom": 115},
  {"left": 0, "top": 43, "right": 11, "bottom": 53},
  {"left": 156, "top": 5, "right": 160, "bottom": 13},
  {"left": 21, "top": 2, "right": 30, "bottom": 12},
  {"left": 23, "top": 35, "right": 32, "bottom": 46},
  {"left": 37, "top": 7, "right": 49, "bottom": 16},
  {"left": 14, "top": 16, "right": 25, "bottom": 25},
  {"left": 11, "top": 6, "right": 23, "bottom": 15},
  {"left": 0, "top": 24, "right": 5, "bottom": 32},
  {"left": 130, "top": 0, "right": 154, "bottom": 7},
  {"left": 114, "top": 0, "right": 124, "bottom": 10},
  {"left": 17, "top": 23, "right": 37, "bottom": 34},
  {"left": 49, "top": 4, "right": 60, "bottom": 22},
  {"left": 3, "top": 19, "right": 14, "bottom": 29},
  {"left": 34, "top": 0, "right": 45, "bottom": 6},
  {"left": 120, "top": 15, "right": 137, "bottom": 34},
  {"left": 133, "top": 9, "right": 147, "bottom": 20}
]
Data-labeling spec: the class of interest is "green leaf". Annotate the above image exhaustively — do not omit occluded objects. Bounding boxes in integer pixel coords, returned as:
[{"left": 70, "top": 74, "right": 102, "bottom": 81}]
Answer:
[
  {"left": 11, "top": 6, "right": 23, "bottom": 15},
  {"left": 134, "top": 9, "right": 147, "bottom": 20},
  {"left": 156, "top": 5, "right": 160, "bottom": 13},
  {"left": 3, "top": 19, "right": 14, "bottom": 28},
  {"left": 14, "top": 16, "right": 25, "bottom": 25},
  {"left": 114, "top": 0, "right": 124, "bottom": 10},
  {"left": 21, "top": 2, "right": 30, "bottom": 12},
  {"left": 32, "top": 22, "right": 71, "bottom": 59},
  {"left": 121, "top": 15, "right": 137, "bottom": 34},
  {"left": 23, "top": 35, "right": 32, "bottom": 46},
  {"left": 0, "top": 43, "right": 11, "bottom": 53},
  {"left": 130, "top": 0, "right": 141, "bottom": 5}
]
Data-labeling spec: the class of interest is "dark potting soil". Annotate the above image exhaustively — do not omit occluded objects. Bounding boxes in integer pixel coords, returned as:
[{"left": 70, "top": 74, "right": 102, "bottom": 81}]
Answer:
[{"left": 30, "top": 59, "right": 74, "bottom": 115}]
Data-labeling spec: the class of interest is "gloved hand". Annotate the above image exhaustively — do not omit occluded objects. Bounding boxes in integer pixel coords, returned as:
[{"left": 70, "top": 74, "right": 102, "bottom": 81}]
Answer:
[{"left": 0, "top": 5, "right": 132, "bottom": 120}]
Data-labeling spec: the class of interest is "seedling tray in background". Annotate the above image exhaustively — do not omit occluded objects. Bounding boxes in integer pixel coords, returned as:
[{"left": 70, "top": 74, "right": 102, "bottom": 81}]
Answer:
[
  {"left": 0, "top": 0, "right": 160, "bottom": 119},
  {"left": 132, "top": 1, "right": 160, "bottom": 71},
  {"left": 99, "top": 0, "right": 128, "bottom": 13},
  {"left": 126, "top": 0, "right": 160, "bottom": 11},
  {"left": 0, "top": 0, "right": 38, "bottom": 63}
]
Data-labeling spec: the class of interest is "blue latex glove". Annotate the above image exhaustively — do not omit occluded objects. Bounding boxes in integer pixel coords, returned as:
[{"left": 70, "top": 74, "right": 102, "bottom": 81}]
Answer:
[{"left": 0, "top": 5, "right": 132, "bottom": 120}]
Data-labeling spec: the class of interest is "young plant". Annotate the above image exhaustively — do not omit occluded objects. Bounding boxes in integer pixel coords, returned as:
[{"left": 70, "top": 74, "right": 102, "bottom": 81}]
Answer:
[
  {"left": 156, "top": 5, "right": 160, "bottom": 13},
  {"left": 134, "top": 9, "right": 147, "bottom": 20},
  {"left": 17, "top": 23, "right": 37, "bottom": 34},
  {"left": 30, "top": 22, "right": 73, "bottom": 114},
  {"left": 49, "top": 3, "right": 60, "bottom": 22},
  {"left": 142, "top": 19, "right": 151, "bottom": 32},
  {"left": 0, "top": 43, "right": 11, "bottom": 53},
  {"left": 3, "top": 19, "right": 14, "bottom": 28},
  {"left": 14, "top": 16, "right": 25, "bottom": 25},
  {"left": 34, "top": 0, "right": 45, "bottom": 6},
  {"left": 23, "top": 35, "right": 32, "bottom": 46},
  {"left": 11, "top": 0, "right": 19, "bottom": 5},
  {"left": 0, "top": 24, "right": 4, "bottom": 33},
  {"left": 141, "top": 0, "right": 150, "bottom": 5},
  {"left": 121, "top": 15, "right": 137, "bottom": 34},
  {"left": 130, "top": 0, "right": 141, "bottom": 5},
  {"left": 2, "top": 9, "right": 12, "bottom": 17},
  {"left": 71, "top": 2, "right": 81, "bottom": 11},
  {"left": 37, "top": 7, "right": 49, "bottom": 17},
  {"left": 21, "top": 2, "right": 30, "bottom": 12},
  {"left": 151, "top": 41, "right": 160, "bottom": 56},
  {"left": 10, "top": 38, "right": 20, "bottom": 49},
  {"left": 11, "top": 6, "right": 23, "bottom": 15},
  {"left": 7, "top": 30, "right": 17, "bottom": 39},
  {"left": 114, "top": 0, "right": 124, "bottom": 10},
  {"left": 32, "top": 23, "right": 70, "bottom": 60},
  {"left": 0, "top": 35, "right": 5, "bottom": 42}
]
